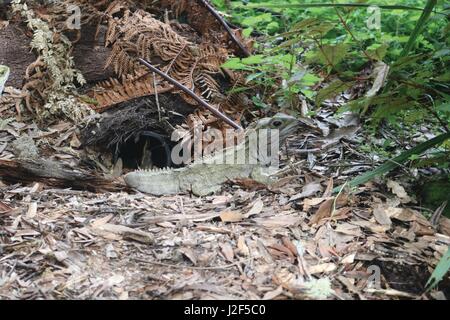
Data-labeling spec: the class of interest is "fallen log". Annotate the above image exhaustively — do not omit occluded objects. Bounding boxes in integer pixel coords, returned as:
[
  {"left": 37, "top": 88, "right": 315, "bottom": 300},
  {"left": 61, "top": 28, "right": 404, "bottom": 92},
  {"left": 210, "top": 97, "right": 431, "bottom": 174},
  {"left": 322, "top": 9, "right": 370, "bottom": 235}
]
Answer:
[{"left": 0, "top": 159, "right": 126, "bottom": 192}]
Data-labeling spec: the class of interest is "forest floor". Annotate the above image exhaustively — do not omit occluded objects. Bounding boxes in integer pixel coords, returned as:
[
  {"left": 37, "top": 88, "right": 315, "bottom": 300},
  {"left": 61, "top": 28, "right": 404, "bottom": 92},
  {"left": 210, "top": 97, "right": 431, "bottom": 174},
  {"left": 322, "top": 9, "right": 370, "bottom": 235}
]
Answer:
[
  {"left": 1, "top": 104, "right": 449, "bottom": 300},
  {"left": 1, "top": 0, "right": 449, "bottom": 300}
]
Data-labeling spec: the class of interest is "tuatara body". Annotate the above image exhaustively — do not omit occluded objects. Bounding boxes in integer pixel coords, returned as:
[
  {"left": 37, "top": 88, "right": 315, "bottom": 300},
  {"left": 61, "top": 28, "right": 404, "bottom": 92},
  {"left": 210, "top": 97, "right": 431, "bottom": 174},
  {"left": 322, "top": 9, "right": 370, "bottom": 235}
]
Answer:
[{"left": 124, "top": 113, "right": 314, "bottom": 196}]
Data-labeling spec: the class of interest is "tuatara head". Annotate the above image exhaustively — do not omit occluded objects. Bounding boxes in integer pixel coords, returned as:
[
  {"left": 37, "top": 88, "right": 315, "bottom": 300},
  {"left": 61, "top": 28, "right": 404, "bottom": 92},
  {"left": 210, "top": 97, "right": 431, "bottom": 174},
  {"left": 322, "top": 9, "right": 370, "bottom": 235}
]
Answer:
[{"left": 252, "top": 113, "right": 318, "bottom": 141}]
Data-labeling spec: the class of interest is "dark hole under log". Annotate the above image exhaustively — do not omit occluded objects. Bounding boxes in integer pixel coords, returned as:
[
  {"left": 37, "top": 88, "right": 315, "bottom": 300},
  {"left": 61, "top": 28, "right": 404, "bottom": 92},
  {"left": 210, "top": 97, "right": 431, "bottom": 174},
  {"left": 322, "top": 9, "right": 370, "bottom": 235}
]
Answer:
[{"left": 118, "top": 131, "right": 175, "bottom": 170}]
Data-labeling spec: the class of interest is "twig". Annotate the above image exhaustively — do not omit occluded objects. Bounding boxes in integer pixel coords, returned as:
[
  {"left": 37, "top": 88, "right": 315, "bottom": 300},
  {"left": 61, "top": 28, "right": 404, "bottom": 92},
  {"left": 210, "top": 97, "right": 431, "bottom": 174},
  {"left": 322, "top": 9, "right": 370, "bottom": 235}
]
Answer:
[
  {"left": 332, "top": 181, "right": 348, "bottom": 218},
  {"left": 133, "top": 257, "right": 248, "bottom": 270},
  {"left": 424, "top": 94, "right": 450, "bottom": 133},
  {"left": 430, "top": 201, "right": 448, "bottom": 227},
  {"left": 152, "top": 72, "right": 162, "bottom": 122},
  {"left": 334, "top": 8, "right": 373, "bottom": 61},
  {"left": 197, "top": 0, "right": 251, "bottom": 57},
  {"left": 138, "top": 58, "right": 243, "bottom": 131}
]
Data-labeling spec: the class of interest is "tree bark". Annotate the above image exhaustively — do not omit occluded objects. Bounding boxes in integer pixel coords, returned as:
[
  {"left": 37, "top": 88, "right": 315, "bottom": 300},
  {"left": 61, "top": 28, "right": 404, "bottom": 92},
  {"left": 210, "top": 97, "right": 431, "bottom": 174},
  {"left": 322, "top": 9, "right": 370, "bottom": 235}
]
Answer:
[
  {"left": 0, "top": 22, "right": 114, "bottom": 89},
  {"left": 0, "top": 22, "right": 36, "bottom": 88},
  {"left": 0, "top": 159, "right": 126, "bottom": 192}
]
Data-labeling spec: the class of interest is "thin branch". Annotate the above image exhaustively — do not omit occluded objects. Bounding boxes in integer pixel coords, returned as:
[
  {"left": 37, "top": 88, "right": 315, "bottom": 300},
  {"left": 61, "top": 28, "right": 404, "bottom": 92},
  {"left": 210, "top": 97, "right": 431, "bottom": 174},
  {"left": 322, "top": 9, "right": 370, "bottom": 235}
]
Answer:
[
  {"left": 334, "top": 8, "right": 372, "bottom": 61},
  {"left": 197, "top": 0, "right": 251, "bottom": 57},
  {"left": 133, "top": 257, "right": 249, "bottom": 270},
  {"left": 138, "top": 58, "right": 243, "bottom": 131}
]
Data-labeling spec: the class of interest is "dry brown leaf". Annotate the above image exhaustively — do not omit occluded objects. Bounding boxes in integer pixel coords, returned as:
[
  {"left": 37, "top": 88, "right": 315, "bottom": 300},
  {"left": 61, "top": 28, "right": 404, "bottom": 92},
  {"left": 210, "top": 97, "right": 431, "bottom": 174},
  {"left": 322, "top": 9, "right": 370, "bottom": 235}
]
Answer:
[
  {"left": 257, "top": 240, "right": 274, "bottom": 264},
  {"left": 70, "top": 133, "right": 81, "bottom": 148},
  {"left": 309, "top": 199, "right": 334, "bottom": 225},
  {"left": 26, "top": 202, "right": 37, "bottom": 219},
  {"left": 237, "top": 236, "right": 250, "bottom": 256},
  {"left": 335, "top": 223, "right": 363, "bottom": 237},
  {"left": 220, "top": 210, "right": 243, "bottom": 223},
  {"left": 233, "top": 178, "right": 266, "bottom": 191},
  {"left": 410, "top": 221, "right": 435, "bottom": 236},
  {"left": 0, "top": 201, "right": 12, "bottom": 214},
  {"left": 93, "top": 224, "right": 153, "bottom": 244},
  {"left": 372, "top": 206, "right": 392, "bottom": 226},
  {"left": 245, "top": 199, "right": 264, "bottom": 217},
  {"left": 309, "top": 263, "right": 337, "bottom": 274},
  {"left": 351, "top": 220, "right": 390, "bottom": 233},
  {"left": 439, "top": 217, "right": 450, "bottom": 236},
  {"left": 387, "top": 180, "right": 412, "bottom": 204},
  {"left": 262, "top": 286, "right": 283, "bottom": 300},
  {"left": 282, "top": 237, "right": 298, "bottom": 256},
  {"left": 91, "top": 214, "right": 114, "bottom": 228},
  {"left": 195, "top": 225, "right": 232, "bottom": 234},
  {"left": 386, "top": 207, "right": 430, "bottom": 227},
  {"left": 337, "top": 276, "right": 365, "bottom": 300},
  {"left": 366, "top": 61, "right": 390, "bottom": 97},
  {"left": 253, "top": 214, "right": 300, "bottom": 228},
  {"left": 179, "top": 248, "right": 198, "bottom": 265},
  {"left": 323, "top": 178, "right": 334, "bottom": 197},
  {"left": 331, "top": 207, "right": 352, "bottom": 220},
  {"left": 268, "top": 243, "right": 295, "bottom": 259},
  {"left": 220, "top": 243, "right": 234, "bottom": 262},
  {"left": 341, "top": 253, "right": 356, "bottom": 265},
  {"left": 303, "top": 197, "right": 327, "bottom": 211},
  {"left": 290, "top": 181, "right": 323, "bottom": 202}
]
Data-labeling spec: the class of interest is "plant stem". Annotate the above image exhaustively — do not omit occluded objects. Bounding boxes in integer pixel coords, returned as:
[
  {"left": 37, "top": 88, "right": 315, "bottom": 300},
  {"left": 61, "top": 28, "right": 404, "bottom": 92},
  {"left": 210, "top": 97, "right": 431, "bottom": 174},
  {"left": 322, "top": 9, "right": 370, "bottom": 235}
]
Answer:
[
  {"left": 333, "top": 131, "right": 450, "bottom": 193},
  {"left": 400, "top": 0, "right": 437, "bottom": 58}
]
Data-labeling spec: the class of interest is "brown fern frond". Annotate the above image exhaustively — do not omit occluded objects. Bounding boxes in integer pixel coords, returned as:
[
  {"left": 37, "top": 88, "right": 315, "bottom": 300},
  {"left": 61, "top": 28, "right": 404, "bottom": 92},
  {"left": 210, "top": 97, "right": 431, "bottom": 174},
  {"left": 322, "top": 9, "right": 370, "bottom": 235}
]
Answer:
[
  {"left": 92, "top": 72, "right": 173, "bottom": 112},
  {"left": 90, "top": 4, "right": 252, "bottom": 127}
]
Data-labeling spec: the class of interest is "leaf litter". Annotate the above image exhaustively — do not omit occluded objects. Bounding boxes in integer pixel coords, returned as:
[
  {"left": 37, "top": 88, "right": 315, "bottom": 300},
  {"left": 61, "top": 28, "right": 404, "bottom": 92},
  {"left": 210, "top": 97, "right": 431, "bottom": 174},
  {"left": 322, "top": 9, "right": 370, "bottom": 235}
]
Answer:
[{"left": 0, "top": 110, "right": 449, "bottom": 300}]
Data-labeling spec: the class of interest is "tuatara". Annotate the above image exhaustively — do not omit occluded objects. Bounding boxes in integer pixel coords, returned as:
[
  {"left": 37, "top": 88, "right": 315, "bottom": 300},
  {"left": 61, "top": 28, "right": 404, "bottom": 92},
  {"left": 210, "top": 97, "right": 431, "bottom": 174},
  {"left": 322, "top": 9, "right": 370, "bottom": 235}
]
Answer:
[
  {"left": 0, "top": 65, "right": 10, "bottom": 95},
  {"left": 124, "top": 113, "right": 315, "bottom": 196}
]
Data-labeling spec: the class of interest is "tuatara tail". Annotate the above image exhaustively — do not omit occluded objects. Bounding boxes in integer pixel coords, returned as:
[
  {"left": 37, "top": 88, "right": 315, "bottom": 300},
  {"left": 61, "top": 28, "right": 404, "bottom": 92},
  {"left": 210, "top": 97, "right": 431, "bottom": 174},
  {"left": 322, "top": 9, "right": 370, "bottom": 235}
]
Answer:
[{"left": 124, "top": 168, "right": 182, "bottom": 196}]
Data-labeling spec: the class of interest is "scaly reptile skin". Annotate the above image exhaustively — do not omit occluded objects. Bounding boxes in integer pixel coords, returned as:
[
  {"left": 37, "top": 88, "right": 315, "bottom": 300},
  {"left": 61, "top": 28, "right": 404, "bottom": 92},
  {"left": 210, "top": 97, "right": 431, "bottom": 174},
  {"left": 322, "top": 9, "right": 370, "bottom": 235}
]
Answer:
[
  {"left": 0, "top": 65, "right": 10, "bottom": 95},
  {"left": 125, "top": 114, "right": 312, "bottom": 196}
]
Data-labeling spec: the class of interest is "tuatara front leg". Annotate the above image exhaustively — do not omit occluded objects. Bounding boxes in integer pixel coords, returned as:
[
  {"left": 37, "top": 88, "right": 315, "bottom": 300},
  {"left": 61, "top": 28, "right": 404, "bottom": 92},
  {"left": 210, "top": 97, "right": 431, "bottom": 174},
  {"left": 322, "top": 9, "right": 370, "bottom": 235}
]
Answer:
[{"left": 250, "top": 166, "right": 279, "bottom": 185}]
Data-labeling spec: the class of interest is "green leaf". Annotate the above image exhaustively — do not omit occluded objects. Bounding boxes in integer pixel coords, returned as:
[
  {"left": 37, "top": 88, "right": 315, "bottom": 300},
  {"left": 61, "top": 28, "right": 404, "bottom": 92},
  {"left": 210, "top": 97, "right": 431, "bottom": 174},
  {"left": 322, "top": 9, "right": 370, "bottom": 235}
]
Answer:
[
  {"left": 306, "top": 43, "right": 349, "bottom": 69},
  {"left": 426, "top": 246, "right": 450, "bottom": 290},
  {"left": 241, "top": 13, "right": 273, "bottom": 27},
  {"left": 437, "top": 102, "right": 450, "bottom": 113},
  {"left": 222, "top": 58, "right": 251, "bottom": 71},
  {"left": 241, "top": 55, "right": 264, "bottom": 65},
  {"left": 266, "top": 21, "right": 280, "bottom": 33},
  {"left": 237, "top": 3, "right": 427, "bottom": 12},
  {"left": 366, "top": 44, "right": 388, "bottom": 61},
  {"left": 391, "top": 54, "right": 425, "bottom": 71},
  {"left": 243, "top": 28, "right": 253, "bottom": 38},
  {"left": 301, "top": 73, "right": 322, "bottom": 86},
  {"left": 334, "top": 131, "right": 450, "bottom": 193},
  {"left": 401, "top": 0, "right": 438, "bottom": 58}
]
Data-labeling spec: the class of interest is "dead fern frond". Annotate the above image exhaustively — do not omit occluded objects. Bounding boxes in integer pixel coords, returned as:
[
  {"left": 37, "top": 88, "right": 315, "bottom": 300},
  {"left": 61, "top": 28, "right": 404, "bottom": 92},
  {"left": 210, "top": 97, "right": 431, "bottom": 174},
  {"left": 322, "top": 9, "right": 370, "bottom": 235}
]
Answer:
[
  {"left": 96, "top": 10, "right": 233, "bottom": 112},
  {"left": 92, "top": 72, "right": 173, "bottom": 112}
]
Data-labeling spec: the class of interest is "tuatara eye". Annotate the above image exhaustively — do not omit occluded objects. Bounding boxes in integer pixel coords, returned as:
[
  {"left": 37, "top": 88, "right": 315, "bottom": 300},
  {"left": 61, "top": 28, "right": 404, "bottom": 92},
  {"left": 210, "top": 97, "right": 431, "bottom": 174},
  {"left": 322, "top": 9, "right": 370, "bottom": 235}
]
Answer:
[{"left": 272, "top": 120, "right": 283, "bottom": 128}]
